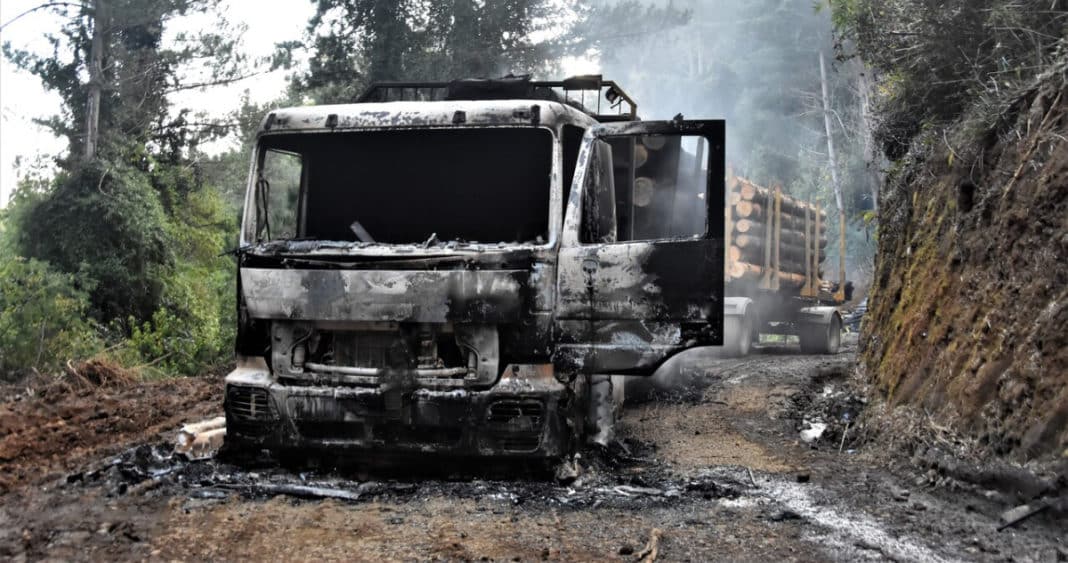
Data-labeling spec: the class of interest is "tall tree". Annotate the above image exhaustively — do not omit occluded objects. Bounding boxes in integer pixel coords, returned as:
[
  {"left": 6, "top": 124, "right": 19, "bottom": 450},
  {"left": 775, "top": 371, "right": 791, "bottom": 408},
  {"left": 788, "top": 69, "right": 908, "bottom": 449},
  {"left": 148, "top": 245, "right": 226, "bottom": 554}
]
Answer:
[
  {"left": 2, "top": 0, "right": 244, "bottom": 326},
  {"left": 293, "top": 0, "right": 566, "bottom": 103},
  {"left": 3, "top": 0, "right": 246, "bottom": 164},
  {"left": 84, "top": 0, "right": 105, "bottom": 159}
]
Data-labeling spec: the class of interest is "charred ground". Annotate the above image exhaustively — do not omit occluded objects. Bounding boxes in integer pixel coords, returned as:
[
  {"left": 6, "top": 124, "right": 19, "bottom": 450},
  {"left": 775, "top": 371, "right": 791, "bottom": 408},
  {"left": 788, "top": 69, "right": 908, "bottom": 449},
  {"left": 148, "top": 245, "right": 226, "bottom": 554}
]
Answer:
[{"left": 2, "top": 341, "right": 1065, "bottom": 562}]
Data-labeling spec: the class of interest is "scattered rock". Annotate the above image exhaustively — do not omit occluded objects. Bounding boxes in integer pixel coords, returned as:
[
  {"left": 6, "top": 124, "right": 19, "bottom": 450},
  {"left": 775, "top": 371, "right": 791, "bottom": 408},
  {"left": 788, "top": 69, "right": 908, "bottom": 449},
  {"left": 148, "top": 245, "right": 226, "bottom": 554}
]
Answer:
[
  {"left": 800, "top": 421, "right": 827, "bottom": 443},
  {"left": 769, "top": 510, "right": 802, "bottom": 522},
  {"left": 889, "top": 485, "right": 910, "bottom": 502}
]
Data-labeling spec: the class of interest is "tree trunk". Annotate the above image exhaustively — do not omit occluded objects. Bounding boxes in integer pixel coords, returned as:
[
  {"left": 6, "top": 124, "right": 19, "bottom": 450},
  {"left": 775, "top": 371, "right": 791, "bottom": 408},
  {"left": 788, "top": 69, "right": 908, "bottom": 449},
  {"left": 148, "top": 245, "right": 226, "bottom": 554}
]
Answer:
[
  {"left": 84, "top": 0, "right": 105, "bottom": 160},
  {"left": 857, "top": 65, "right": 881, "bottom": 213},
  {"left": 820, "top": 50, "right": 848, "bottom": 296},
  {"left": 819, "top": 51, "right": 844, "bottom": 215}
]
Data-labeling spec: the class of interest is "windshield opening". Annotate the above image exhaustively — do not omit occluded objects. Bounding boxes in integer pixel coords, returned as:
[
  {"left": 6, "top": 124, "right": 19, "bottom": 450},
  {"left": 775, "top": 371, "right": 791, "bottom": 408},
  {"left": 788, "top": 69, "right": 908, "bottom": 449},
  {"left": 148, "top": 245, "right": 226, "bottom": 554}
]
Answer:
[{"left": 253, "top": 128, "right": 552, "bottom": 245}]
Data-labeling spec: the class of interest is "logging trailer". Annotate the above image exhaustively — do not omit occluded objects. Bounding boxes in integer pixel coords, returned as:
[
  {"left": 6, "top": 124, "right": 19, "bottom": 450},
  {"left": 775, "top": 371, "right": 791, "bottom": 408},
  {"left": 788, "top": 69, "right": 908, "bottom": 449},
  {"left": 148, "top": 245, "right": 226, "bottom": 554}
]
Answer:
[{"left": 720, "top": 170, "right": 849, "bottom": 357}]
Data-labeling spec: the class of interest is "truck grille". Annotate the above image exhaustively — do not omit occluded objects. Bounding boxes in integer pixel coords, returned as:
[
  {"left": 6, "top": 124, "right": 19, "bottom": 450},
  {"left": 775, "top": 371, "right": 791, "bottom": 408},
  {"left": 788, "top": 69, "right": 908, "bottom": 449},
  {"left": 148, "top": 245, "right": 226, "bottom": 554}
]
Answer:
[
  {"left": 485, "top": 400, "right": 544, "bottom": 452},
  {"left": 227, "top": 386, "right": 275, "bottom": 421},
  {"left": 492, "top": 435, "right": 542, "bottom": 452},
  {"left": 333, "top": 332, "right": 401, "bottom": 369},
  {"left": 487, "top": 400, "right": 543, "bottom": 426}
]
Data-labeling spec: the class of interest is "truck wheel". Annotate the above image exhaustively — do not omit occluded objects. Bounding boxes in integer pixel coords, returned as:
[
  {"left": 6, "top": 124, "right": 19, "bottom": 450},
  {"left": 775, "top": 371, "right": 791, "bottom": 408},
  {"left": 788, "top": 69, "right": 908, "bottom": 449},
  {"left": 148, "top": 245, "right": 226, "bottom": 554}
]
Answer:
[
  {"left": 723, "top": 313, "right": 753, "bottom": 357},
  {"left": 799, "top": 314, "right": 842, "bottom": 354}
]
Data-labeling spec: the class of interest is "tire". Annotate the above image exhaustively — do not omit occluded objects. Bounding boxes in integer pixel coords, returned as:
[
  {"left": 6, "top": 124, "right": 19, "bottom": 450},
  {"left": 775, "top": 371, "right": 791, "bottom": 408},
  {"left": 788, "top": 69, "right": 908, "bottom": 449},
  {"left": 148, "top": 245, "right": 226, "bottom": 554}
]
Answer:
[
  {"left": 723, "top": 313, "right": 753, "bottom": 357},
  {"left": 799, "top": 314, "right": 842, "bottom": 355}
]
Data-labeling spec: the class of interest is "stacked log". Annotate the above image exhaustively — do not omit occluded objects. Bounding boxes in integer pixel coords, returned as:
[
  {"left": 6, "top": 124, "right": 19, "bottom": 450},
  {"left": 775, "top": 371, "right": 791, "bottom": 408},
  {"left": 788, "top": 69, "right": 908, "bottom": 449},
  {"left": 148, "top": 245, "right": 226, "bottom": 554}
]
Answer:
[{"left": 726, "top": 173, "right": 827, "bottom": 288}]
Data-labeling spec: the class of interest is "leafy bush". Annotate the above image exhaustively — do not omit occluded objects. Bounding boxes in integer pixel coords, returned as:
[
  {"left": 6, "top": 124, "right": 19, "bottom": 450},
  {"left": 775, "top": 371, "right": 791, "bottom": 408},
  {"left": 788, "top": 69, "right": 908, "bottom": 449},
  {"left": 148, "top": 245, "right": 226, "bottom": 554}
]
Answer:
[
  {"left": 128, "top": 184, "right": 238, "bottom": 376},
  {"left": 15, "top": 160, "right": 173, "bottom": 324},
  {"left": 3, "top": 155, "right": 239, "bottom": 379},
  {"left": 0, "top": 255, "right": 101, "bottom": 380}
]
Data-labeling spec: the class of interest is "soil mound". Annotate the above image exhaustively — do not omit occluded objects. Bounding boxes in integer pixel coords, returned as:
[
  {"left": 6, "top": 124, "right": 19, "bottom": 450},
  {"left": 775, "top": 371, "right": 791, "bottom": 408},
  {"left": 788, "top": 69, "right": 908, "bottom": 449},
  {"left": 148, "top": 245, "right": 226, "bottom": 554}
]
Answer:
[{"left": 0, "top": 375, "right": 221, "bottom": 493}]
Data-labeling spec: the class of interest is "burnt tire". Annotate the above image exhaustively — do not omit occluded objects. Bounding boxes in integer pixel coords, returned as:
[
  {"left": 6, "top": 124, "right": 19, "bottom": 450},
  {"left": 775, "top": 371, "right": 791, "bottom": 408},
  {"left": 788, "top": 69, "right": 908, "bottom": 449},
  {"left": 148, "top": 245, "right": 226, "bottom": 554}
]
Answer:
[
  {"left": 799, "top": 314, "right": 842, "bottom": 355},
  {"left": 723, "top": 313, "right": 753, "bottom": 357}
]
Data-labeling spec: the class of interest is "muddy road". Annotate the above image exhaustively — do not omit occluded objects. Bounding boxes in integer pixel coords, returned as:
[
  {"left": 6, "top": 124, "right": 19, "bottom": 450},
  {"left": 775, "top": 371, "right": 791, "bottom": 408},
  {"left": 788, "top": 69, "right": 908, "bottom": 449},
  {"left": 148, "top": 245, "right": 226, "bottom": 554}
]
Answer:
[{"left": 1, "top": 340, "right": 1064, "bottom": 562}]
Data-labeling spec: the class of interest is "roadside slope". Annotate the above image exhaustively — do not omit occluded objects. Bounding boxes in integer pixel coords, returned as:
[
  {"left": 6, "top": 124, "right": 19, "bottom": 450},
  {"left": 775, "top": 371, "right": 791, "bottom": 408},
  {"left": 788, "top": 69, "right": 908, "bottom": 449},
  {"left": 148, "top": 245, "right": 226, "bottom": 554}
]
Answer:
[{"left": 863, "top": 64, "right": 1068, "bottom": 460}]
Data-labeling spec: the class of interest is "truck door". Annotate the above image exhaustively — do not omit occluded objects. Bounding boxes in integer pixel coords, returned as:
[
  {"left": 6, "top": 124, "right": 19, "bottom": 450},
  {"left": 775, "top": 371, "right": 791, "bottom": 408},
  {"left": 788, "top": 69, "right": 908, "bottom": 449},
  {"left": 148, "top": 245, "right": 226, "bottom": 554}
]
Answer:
[{"left": 555, "top": 120, "right": 725, "bottom": 376}]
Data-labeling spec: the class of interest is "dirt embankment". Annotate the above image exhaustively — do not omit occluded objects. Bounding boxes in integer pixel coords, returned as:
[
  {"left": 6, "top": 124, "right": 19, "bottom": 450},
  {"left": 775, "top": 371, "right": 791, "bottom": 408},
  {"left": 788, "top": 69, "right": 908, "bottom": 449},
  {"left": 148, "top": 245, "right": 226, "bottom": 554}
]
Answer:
[
  {"left": 0, "top": 371, "right": 221, "bottom": 493},
  {"left": 863, "top": 65, "right": 1068, "bottom": 461}
]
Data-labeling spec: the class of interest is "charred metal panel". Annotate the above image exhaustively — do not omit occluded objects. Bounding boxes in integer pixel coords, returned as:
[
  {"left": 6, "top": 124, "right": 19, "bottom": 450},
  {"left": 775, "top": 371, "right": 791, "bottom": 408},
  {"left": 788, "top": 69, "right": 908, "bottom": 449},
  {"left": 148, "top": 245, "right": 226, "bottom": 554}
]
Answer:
[
  {"left": 224, "top": 363, "right": 581, "bottom": 458},
  {"left": 240, "top": 268, "right": 528, "bottom": 323},
  {"left": 557, "top": 240, "right": 722, "bottom": 321},
  {"left": 269, "top": 322, "right": 501, "bottom": 389},
  {"left": 256, "top": 100, "right": 597, "bottom": 137},
  {"left": 554, "top": 319, "right": 690, "bottom": 374}
]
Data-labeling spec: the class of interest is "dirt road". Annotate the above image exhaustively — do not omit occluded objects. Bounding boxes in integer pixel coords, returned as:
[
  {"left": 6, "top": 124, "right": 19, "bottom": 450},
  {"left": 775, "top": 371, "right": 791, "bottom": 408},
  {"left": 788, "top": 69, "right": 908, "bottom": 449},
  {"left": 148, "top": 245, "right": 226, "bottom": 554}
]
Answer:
[{"left": 1, "top": 341, "right": 1064, "bottom": 561}]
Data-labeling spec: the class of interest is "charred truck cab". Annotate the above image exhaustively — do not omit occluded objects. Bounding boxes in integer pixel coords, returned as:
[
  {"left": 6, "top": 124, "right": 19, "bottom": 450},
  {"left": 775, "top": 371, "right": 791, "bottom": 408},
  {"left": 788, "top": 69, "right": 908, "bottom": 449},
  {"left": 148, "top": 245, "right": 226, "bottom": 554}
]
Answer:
[{"left": 225, "top": 76, "right": 725, "bottom": 462}]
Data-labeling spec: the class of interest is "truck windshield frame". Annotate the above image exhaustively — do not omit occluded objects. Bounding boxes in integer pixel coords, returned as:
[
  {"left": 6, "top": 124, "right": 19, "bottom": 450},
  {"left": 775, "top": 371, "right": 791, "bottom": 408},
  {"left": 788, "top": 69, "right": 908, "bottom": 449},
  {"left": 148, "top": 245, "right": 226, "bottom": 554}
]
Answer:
[{"left": 249, "top": 127, "right": 555, "bottom": 246}]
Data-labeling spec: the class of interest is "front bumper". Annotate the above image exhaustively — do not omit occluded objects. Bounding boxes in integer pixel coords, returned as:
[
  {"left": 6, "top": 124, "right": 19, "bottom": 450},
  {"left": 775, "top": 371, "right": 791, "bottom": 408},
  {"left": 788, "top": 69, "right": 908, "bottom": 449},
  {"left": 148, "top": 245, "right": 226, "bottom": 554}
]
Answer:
[{"left": 224, "top": 363, "right": 579, "bottom": 459}]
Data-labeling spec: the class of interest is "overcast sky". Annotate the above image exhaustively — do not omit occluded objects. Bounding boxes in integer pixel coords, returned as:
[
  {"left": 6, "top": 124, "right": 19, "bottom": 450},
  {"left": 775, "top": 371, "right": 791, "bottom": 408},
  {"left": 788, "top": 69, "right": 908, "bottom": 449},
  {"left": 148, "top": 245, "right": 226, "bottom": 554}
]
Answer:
[
  {"left": 0, "top": 0, "right": 316, "bottom": 206},
  {"left": 0, "top": 0, "right": 601, "bottom": 207}
]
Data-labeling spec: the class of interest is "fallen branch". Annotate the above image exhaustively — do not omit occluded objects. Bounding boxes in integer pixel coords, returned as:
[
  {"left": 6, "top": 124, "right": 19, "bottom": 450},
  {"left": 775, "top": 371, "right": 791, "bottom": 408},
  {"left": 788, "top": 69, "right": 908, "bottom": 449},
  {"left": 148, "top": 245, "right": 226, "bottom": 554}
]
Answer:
[
  {"left": 635, "top": 528, "right": 663, "bottom": 563},
  {"left": 997, "top": 501, "right": 1050, "bottom": 531},
  {"left": 64, "top": 359, "right": 94, "bottom": 389}
]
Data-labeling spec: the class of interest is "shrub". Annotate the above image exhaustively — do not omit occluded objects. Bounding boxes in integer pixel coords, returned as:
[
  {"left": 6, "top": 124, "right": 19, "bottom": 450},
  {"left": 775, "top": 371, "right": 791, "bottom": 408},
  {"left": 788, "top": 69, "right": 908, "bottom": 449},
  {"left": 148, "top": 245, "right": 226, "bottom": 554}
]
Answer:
[
  {"left": 15, "top": 160, "right": 173, "bottom": 324},
  {"left": 0, "top": 255, "right": 101, "bottom": 380}
]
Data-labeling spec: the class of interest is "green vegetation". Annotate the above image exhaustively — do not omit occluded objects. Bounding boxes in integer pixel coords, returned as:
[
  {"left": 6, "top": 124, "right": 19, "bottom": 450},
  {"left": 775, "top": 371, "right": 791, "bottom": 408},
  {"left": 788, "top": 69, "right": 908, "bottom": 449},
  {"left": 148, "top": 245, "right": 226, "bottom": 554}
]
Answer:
[
  {"left": 831, "top": 0, "right": 1067, "bottom": 157},
  {"left": 0, "top": 0, "right": 245, "bottom": 380}
]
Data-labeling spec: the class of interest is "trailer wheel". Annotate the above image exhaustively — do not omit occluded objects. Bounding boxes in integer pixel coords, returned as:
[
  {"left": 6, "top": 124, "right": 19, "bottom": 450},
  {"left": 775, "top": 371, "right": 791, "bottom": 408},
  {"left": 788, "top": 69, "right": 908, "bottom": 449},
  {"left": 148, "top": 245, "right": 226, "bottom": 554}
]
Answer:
[
  {"left": 799, "top": 314, "right": 842, "bottom": 354},
  {"left": 723, "top": 313, "right": 753, "bottom": 357}
]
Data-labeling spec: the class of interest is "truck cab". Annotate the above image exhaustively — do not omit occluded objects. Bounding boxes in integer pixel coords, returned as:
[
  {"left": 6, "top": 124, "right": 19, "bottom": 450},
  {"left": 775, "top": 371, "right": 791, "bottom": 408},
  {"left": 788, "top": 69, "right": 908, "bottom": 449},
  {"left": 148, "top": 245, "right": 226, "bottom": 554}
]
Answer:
[{"left": 224, "top": 76, "right": 725, "bottom": 461}]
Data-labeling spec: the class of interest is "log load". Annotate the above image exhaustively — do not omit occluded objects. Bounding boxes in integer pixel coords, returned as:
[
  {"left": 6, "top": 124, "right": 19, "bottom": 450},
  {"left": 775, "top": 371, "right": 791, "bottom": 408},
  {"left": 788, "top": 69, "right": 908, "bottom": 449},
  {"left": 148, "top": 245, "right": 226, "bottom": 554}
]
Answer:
[
  {"left": 727, "top": 262, "right": 806, "bottom": 286},
  {"left": 725, "top": 171, "right": 830, "bottom": 288},
  {"left": 729, "top": 245, "right": 823, "bottom": 277},
  {"left": 734, "top": 176, "right": 827, "bottom": 221}
]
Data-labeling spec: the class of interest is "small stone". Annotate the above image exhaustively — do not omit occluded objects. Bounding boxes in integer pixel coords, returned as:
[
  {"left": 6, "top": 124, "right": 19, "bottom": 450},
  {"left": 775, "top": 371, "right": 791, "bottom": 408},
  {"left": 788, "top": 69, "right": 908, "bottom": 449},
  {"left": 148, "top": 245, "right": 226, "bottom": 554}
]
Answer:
[
  {"left": 769, "top": 510, "right": 803, "bottom": 522},
  {"left": 890, "top": 486, "right": 910, "bottom": 502}
]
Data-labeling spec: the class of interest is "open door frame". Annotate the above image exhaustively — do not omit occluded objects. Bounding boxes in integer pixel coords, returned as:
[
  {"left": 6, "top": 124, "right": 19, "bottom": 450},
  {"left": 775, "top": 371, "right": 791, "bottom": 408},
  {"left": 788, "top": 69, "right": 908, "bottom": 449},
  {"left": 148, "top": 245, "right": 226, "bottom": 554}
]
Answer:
[{"left": 554, "top": 119, "right": 725, "bottom": 376}]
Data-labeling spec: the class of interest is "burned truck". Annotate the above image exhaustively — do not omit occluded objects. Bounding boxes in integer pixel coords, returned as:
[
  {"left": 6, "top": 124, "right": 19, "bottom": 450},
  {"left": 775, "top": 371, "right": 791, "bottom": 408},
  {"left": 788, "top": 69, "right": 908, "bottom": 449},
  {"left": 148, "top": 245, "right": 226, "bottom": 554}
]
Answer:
[{"left": 224, "top": 76, "right": 724, "bottom": 462}]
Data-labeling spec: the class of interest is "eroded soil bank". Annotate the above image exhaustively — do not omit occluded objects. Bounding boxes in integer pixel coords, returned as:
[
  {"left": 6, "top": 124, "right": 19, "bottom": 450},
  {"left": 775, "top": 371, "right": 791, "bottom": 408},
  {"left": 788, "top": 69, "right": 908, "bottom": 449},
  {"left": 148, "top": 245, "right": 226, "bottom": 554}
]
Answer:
[
  {"left": 1, "top": 342, "right": 1064, "bottom": 561},
  {"left": 862, "top": 65, "right": 1068, "bottom": 462}
]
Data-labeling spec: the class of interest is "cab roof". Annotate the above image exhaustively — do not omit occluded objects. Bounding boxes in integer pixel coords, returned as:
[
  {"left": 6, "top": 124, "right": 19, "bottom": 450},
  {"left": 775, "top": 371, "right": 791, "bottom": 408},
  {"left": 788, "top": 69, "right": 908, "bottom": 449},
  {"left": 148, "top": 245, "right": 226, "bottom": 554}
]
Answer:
[
  {"left": 256, "top": 99, "right": 601, "bottom": 136},
  {"left": 257, "top": 75, "right": 638, "bottom": 136}
]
